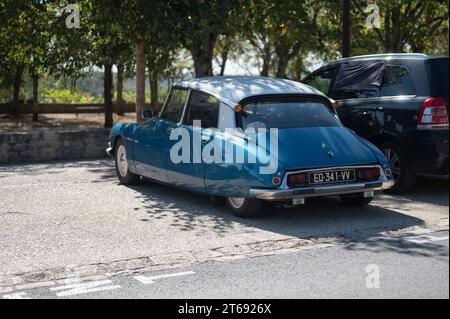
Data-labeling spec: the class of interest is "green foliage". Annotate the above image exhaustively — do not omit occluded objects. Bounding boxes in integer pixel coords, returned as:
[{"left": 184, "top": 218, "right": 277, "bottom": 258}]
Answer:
[
  {"left": 40, "top": 88, "right": 101, "bottom": 104},
  {"left": 0, "top": 0, "right": 449, "bottom": 106}
]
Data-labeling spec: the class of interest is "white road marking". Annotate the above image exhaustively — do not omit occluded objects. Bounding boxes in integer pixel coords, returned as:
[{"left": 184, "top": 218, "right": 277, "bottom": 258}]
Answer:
[
  {"left": 404, "top": 235, "right": 449, "bottom": 244},
  {"left": 134, "top": 271, "right": 195, "bottom": 284},
  {"left": 49, "top": 280, "right": 121, "bottom": 297},
  {"left": 2, "top": 292, "right": 31, "bottom": 299}
]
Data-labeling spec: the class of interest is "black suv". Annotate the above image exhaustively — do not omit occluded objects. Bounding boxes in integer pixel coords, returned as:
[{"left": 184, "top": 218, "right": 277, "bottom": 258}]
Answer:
[{"left": 303, "top": 54, "right": 449, "bottom": 193}]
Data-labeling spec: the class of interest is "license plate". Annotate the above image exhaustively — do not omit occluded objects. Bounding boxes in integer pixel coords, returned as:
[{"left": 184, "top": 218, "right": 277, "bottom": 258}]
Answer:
[{"left": 309, "top": 169, "right": 356, "bottom": 185}]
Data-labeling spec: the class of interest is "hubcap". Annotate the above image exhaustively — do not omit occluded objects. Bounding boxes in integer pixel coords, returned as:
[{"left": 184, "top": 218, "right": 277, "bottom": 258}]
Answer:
[
  {"left": 383, "top": 147, "right": 401, "bottom": 182},
  {"left": 228, "top": 197, "right": 245, "bottom": 209},
  {"left": 117, "top": 145, "right": 128, "bottom": 177}
]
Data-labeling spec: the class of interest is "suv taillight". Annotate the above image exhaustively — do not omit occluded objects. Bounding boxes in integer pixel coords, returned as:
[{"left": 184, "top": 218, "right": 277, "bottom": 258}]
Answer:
[{"left": 417, "top": 97, "right": 449, "bottom": 129}]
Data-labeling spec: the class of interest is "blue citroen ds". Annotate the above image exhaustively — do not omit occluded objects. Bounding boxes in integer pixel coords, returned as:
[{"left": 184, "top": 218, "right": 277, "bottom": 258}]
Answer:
[{"left": 107, "top": 76, "right": 394, "bottom": 217}]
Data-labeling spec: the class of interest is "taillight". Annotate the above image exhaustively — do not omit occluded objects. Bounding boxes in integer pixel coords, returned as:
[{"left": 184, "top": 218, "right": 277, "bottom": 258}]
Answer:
[
  {"left": 357, "top": 167, "right": 381, "bottom": 180},
  {"left": 417, "top": 97, "right": 449, "bottom": 129},
  {"left": 287, "top": 173, "right": 308, "bottom": 187}
]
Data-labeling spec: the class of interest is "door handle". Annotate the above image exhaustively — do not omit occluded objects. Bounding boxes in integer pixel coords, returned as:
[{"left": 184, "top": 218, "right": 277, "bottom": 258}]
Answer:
[{"left": 167, "top": 128, "right": 173, "bottom": 135}]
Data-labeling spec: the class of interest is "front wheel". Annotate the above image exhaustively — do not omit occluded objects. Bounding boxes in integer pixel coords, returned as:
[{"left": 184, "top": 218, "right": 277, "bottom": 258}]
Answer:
[
  {"left": 225, "top": 197, "right": 262, "bottom": 218},
  {"left": 115, "top": 139, "right": 140, "bottom": 185},
  {"left": 340, "top": 193, "right": 374, "bottom": 207}
]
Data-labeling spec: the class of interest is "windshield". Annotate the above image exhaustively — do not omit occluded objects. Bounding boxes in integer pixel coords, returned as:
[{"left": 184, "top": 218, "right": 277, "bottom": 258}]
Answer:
[{"left": 241, "top": 100, "right": 340, "bottom": 130}]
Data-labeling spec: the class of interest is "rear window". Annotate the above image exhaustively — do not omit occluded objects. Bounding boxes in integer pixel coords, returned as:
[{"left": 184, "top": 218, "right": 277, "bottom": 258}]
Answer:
[
  {"left": 427, "top": 58, "right": 449, "bottom": 97},
  {"left": 241, "top": 100, "right": 340, "bottom": 130}
]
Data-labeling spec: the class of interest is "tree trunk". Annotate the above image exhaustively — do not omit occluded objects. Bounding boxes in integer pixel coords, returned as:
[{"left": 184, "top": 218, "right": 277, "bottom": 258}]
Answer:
[
  {"left": 275, "top": 35, "right": 289, "bottom": 78},
  {"left": 342, "top": 0, "right": 351, "bottom": 57},
  {"left": 149, "top": 72, "right": 158, "bottom": 111},
  {"left": 260, "top": 42, "right": 271, "bottom": 77},
  {"left": 136, "top": 40, "right": 145, "bottom": 123},
  {"left": 32, "top": 73, "right": 39, "bottom": 122},
  {"left": 219, "top": 53, "right": 228, "bottom": 76},
  {"left": 219, "top": 42, "right": 230, "bottom": 76},
  {"left": 12, "top": 64, "right": 24, "bottom": 116},
  {"left": 190, "top": 33, "right": 216, "bottom": 77},
  {"left": 104, "top": 63, "right": 113, "bottom": 128},
  {"left": 384, "top": 8, "right": 391, "bottom": 52},
  {"left": 116, "top": 63, "right": 124, "bottom": 115}
]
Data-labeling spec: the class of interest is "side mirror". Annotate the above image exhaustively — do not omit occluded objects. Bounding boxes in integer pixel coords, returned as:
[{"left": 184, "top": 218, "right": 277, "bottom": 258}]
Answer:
[{"left": 142, "top": 109, "right": 154, "bottom": 120}]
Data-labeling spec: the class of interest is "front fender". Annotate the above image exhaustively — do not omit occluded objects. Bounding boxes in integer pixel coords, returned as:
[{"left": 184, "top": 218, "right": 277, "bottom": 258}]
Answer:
[{"left": 109, "top": 123, "right": 139, "bottom": 171}]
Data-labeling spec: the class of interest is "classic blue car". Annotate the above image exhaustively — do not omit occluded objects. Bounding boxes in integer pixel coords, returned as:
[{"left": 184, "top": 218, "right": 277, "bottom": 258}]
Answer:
[{"left": 107, "top": 76, "right": 394, "bottom": 217}]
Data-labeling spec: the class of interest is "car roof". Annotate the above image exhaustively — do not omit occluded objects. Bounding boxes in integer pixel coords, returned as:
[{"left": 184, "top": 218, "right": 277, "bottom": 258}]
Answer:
[
  {"left": 324, "top": 53, "right": 448, "bottom": 67},
  {"left": 175, "top": 76, "right": 327, "bottom": 106}
]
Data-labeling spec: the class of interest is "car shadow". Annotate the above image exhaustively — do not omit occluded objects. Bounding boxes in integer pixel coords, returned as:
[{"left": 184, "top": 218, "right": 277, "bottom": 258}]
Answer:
[
  {"left": 397, "top": 175, "right": 449, "bottom": 207},
  {"left": 123, "top": 176, "right": 447, "bottom": 258}
]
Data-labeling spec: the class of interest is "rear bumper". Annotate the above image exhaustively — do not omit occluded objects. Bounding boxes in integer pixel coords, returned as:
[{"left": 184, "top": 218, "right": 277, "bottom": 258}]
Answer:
[{"left": 250, "top": 179, "right": 395, "bottom": 201}]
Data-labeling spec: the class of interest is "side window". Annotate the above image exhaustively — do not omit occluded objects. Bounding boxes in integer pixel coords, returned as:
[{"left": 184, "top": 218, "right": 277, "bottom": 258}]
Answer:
[
  {"left": 185, "top": 91, "right": 220, "bottom": 128},
  {"left": 218, "top": 103, "right": 236, "bottom": 131},
  {"left": 304, "top": 68, "right": 338, "bottom": 95},
  {"left": 380, "top": 65, "right": 416, "bottom": 96},
  {"left": 160, "top": 88, "right": 188, "bottom": 123}
]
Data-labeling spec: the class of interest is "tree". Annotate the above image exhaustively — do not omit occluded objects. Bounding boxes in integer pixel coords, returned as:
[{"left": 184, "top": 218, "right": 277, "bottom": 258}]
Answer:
[
  {"left": 241, "top": 0, "right": 320, "bottom": 79},
  {"left": 0, "top": 1, "right": 46, "bottom": 116},
  {"left": 166, "top": 0, "right": 241, "bottom": 77},
  {"left": 342, "top": 0, "right": 351, "bottom": 57},
  {"left": 352, "top": 0, "right": 449, "bottom": 54},
  {"left": 89, "top": 0, "right": 134, "bottom": 128}
]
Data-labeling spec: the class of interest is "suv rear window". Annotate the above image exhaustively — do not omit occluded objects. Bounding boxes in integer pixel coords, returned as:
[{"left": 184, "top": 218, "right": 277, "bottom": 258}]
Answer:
[{"left": 427, "top": 58, "right": 449, "bottom": 97}]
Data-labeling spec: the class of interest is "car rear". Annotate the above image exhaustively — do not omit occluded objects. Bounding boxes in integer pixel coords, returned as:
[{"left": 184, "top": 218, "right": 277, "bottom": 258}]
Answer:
[{"left": 414, "top": 57, "right": 449, "bottom": 175}]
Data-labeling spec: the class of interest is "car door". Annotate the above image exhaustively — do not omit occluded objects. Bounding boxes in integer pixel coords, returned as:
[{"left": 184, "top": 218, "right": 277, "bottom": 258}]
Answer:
[
  {"left": 333, "top": 91, "right": 382, "bottom": 141},
  {"left": 133, "top": 87, "right": 189, "bottom": 182},
  {"left": 166, "top": 90, "right": 221, "bottom": 192}
]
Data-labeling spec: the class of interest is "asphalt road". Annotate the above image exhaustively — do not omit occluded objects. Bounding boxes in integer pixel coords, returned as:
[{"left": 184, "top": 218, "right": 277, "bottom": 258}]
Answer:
[{"left": 0, "top": 159, "right": 448, "bottom": 298}]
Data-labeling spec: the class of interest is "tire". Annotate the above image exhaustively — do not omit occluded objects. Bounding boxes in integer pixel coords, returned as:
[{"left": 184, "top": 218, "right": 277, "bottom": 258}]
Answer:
[
  {"left": 379, "top": 142, "right": 416, "bottom": 193},
  {"left": 225, "top": 197, "right": 262, "bottom": 218},
  {"left": 114, "top": 139, "right": 140, "bottom": 185},
  {"left": 340, "top": 193, "right": 374, "bottom": 207}
]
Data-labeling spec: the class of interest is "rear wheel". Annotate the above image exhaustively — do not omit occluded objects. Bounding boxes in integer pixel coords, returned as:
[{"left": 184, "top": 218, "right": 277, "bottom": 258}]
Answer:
[
  {"left": 340, "top": 193, "right": 374, "bottom": 207},
  {"left": 380, "top": 142, "right": 416, "bottom": 193},
  {"left": 225, "top": 197, "right": 262, "bottom": 218},
  {"left": 115, "top": 139, "right": 140, "bottom": 185}
]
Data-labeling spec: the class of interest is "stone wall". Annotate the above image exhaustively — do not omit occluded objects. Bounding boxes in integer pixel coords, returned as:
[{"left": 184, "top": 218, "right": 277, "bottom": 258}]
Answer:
[{"left": 0, "top": 128, "right": 110, "bottom": 164}]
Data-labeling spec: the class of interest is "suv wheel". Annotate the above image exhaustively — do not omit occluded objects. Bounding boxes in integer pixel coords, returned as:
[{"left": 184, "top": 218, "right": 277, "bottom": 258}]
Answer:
[{"left": 380, "top": 142, "right": 416, "bottom": 193}]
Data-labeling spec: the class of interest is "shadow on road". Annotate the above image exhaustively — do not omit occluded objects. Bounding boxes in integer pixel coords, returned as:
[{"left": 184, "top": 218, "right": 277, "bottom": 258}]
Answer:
[
  {"left": 20, "top": 159, "right": 442, "bottom": 258},
  {"left": 120, "top": 176, "right": 449, "bottom": 258}
]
